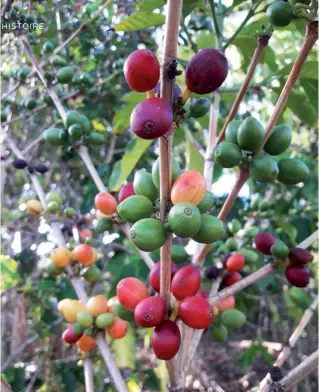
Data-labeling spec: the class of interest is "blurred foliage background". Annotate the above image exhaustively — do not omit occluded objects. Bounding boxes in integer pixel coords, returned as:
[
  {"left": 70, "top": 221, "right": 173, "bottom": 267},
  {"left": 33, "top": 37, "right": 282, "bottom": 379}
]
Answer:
[{"left": 1, "top": 0, "right": 318, "bottom": 391}]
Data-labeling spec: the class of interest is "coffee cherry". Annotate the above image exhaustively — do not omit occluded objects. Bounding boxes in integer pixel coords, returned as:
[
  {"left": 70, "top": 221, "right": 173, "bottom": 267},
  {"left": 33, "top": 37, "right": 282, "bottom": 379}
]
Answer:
[
  {"left": 171, "top": 170, "right": 206, "bottom": 205},
  {"left": 46, "top": 191, "right": 63, "bottom": 207},
  {"left": 95, "top": 313, "right": 114, "bottom": 329},
  {"left": 192, "top": 215, "right": 225, "bottom": 244},
  {"left": 254, "top": 233, "right": 276, "bottom": 255},
  {"left": 269, "top": 366, "right": 283, "bottom": 382},
  {"left": 107, "top": 316, "right": 128, "bottom": 339},
  {"left": 13, "top": 159, "right": 28, "bottom": 169},
  {"left": 124, "top": 49, "right": 160, "bottom": 92},
  {"left": 237, "top": 117, "right": 264, "bottom": 152},
  {"left": 62, "top": 324, "right": 82, "bottom": 344},
  {"left": 94, "top": 192, "right": 118, "bottom": 216},
  {"left": 130, "top": 97, "right": 173, "bottom": 140},
  {"left": 83, "top": 265, "right": 101, "bottom": 282},
  {"left": 34, "top": 163, "right": 49, "bottom": 174},
  {"left": 178, "top": 296, "right": 213, "bottom": 329},
  {"left": 80, "top": 229, "right": 93, "bottom": 241},
  {"left": 171, "top": 245, "right": 188, "bottom": 264},
  {"left": 26, "top": 200, "right": 43, "bottom": 215},
  {"left": 43, "top": 128, "right": 67, "bottom": 146},
  {"left": 117, "top": 277, "right": 149, "bottom": 311},
  {"left": 277, "top": 158, "right": 309, "bottom": 185},
  {"left": 270, "top": 241, "right": 289, "bottom": 259},
  {"left": 61, "top": 300, "right": 87, "bottom": 323},
  {"left": 134, "top": 296, "right": 165, "bottom": 327},
  {"left": 264, "top": 124, "right": 291, "bottom": 156},
  {"left": 197, "top": 191, "right": 214, "bottom": 214},
  {"left": 51, "top": 247, "right": 72, "bottom": 267},
  {"left": 288, "top": 248, "right": 313, "bottom": 265},
  {"left": 225, "top": 120, "right": 241, "bottom": 145},
  {"left": 57, "top": 66, "right": 73, "bottom": 84},
  {"left": 205, "top": 266, "right": 220, "bottom": 280},
  {"left": 76, "top": 334, "right": 96, "bottom": 352},
  {"left": 168, "top": 203, "right": 201, "bottom": 238},
  {"left": 189, "top": 98, "right": 210, "bottom": 118},
  {"left": 47, "top": 262, "right": 63, "bottom": 276},
  {"left": 226, "top": 254, "right": 245, "bottom": 272},
  {"left": 171, "top": 265, "right": 201, "bottom": 300},
  {"left": 58, "top": 298, "right": 73, "bottom": 313},
  {"left": 76, "top": 311, "right": 94, "bottom": 328},
  {"left": 118, "top": 195, "right": 153, "bottom": 224},
  {"left": 113, "top": 300, "right": 135, "bottom": 322},
  {"left": 238, "top": 248, "right": 259, "bottom": 264},
  {"left": 118, "top": 182, "right": 135, "bottom": 203},
  {"left": 73, "top": 323, "right": 83, "bottom": 335},
  {"left": 214, "top": 141, "right": 242, "bottom": 168},
  {"left": 211, "top": 323, "right": 228, "bottom": 342},
  {"left": 215, "top": 295, "right": 236, "bottom": 312},
  {"left": 223, "top": 272, "right": 242, "bottom": 287},
  {"left": 196, "top": 290, "right": 209, "bottom": 300},
  {"left": 285, "top": 265, "right": 310, "bottom": 287},
  {"left": 185, "top": 49, "right": 228, "bottom": 94},
  {"left": 267, "top": 1, "right": 294, "bottom": 27},
  {"left": 225, "top": 238, "right": 238, "bottom": 251},
  {"left": 130, "top": 218, "right": 167, "bottom": 252},
  {"left": 149, "top": 261, "right": 178, "bottom": 292},
  {"left": 152, "top": 157, "right": 181, "bottom": 189},
  {"left": 249, "top": 156, "right": 279, "bottom": 183},
  {"left": 154, "top": 82, "right": 181, "bottom": 102},
  {"left": 221, "top": 309, "right": 246, "bottom": 329},
  {"left": 133, "top": 170, "right": 158, "bottom": 201},
  {"left": 151, "top": 320, "right": 181, "bottom": 360},
  {"left": 72, "top": 244, "right": 98, "bottom": 266},
  {"left": 87, "top": 295, "right": 109, "bottom": 317}
]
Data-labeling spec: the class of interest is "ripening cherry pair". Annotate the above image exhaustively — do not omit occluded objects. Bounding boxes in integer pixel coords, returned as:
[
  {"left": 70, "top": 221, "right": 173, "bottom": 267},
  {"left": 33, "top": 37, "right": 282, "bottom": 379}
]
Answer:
[{"left": 124, "top": 48, "right": 229, "bottom": 140}]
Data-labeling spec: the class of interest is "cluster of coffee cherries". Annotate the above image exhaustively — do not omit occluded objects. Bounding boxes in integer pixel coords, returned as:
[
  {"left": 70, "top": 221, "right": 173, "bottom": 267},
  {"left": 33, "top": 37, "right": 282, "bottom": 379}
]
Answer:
[
  {"left": 114, "top": 164, "right": 225, "bottom": 252},
  {"left": 59, "top": 295, "right": 129, "bottom": 352},
  {"left": 12, "top": 158, "right": 48, "bottom": 175},
  {"left": 214, "top": 119, "right": 309, "bottom": 185},
  {"left": 254, "top": 232, "right": 314, "bottom": 287},
  {"left": 124, "top": 47, "right": 228, "bottom": 140},
  {"left": 43, "top": 110, "right": 106, "bottom": 148}
]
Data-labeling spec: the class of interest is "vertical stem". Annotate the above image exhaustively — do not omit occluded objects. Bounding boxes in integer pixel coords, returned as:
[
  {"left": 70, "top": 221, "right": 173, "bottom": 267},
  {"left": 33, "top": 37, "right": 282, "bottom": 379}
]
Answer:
[
  {"left": 83, "top": 356, "right": 95, "bottom": 392},
  {"left": 217, "top": 36, "right": 270, "bottom": 144},
  {"left": 159, "top": 0, "right": 183, "bottom": 314}
]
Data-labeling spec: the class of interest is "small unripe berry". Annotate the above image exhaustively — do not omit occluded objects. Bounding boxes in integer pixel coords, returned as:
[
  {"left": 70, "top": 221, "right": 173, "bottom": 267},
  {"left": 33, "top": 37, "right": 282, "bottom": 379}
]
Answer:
[
  {"left": 62, "top": 324, "right": 82, "bottom": 344},
  {"left": 151, "top": 320, "right": 181, "bottom": 360},
  {"left": 130, "top": 97, "right": 173, "bottom": 140},
  {"left": 134, "top": 296, "right": 165, "bottom": 327},
  {"left": 124, "top": 49, "right": 160, "bottom": 92},
  {"left": 171, "top": 265, "right": 201, "bottom": 300}
]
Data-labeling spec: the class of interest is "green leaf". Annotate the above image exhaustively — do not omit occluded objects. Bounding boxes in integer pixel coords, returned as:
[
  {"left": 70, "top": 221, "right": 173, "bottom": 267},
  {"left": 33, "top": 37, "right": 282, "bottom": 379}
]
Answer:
[
  {"left": 300, "top": 78, "right": 318, "bottom": 112},
  {"left": 241, "top": 16, "right": 268, "bottom": 34},
  {"left": 114, "top": 11, "right": 165, "bottom": 32},
  {"left": 0, "top": 255, "right": 19, "bottom": 290},
  {"left": 272, "top": 87, "right": 317, "bottom": 127},
  {"left": 185, "top": 131, "right": 204, "bottom": 172},
  {"left": 109, "top": 138, "right": 153, "bottom": 191},
  {"left": 276, "top": 218, "right": 298, "bottom": 241},
  {"left": 182, "top": 0, "right": 206, "bottom": 16},
  {"left": 137, "top": 0, "right": 165, "bottom": 11},
  {"left": 83, "top": 59, "right": 96, "bottom": 71},
  {"left": 293, "top": 19, "right": 307, "bottom": 36},
  {"left": 113, "top": 92, "right": 144, "bottom": 134},
  {"left": 277, "top": 61, "right": 318, "bottom": 80},
  {"left": 111, "top": 326, "right": 136, "bottom": 369}
]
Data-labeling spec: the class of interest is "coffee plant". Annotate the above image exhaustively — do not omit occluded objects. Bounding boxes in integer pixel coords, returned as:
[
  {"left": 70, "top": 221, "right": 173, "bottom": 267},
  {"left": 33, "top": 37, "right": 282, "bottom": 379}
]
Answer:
[{"left": 1, "top": 0, "right": 318, "bottom": 391}]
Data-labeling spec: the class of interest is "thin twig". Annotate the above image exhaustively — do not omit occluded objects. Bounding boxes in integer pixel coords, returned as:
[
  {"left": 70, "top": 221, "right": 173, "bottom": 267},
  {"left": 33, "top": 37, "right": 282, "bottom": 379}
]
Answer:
[
  {"left": 208, "top": 0, "right": 222, "bottom": 48},
  {"left": 84, "top": 356, "right": 95, "bottom": 392},
  {"left": 217, "top": 36, "right": 270, "bottom": 144},
  {"left": 258, "top": 295, "right": 318, "bottom": 391}
]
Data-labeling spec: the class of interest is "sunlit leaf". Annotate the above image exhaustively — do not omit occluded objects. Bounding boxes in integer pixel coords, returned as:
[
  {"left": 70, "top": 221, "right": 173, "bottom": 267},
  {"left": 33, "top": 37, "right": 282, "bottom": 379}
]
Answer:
[
  {"left": 0, "top": 255, "right": 19, "bottom": 291},
  {"left": 112, "top": 326, "right": 136, "bottom": 369},
  {"left": 114, "top": 11, "right": 165, "bottom": 32}
]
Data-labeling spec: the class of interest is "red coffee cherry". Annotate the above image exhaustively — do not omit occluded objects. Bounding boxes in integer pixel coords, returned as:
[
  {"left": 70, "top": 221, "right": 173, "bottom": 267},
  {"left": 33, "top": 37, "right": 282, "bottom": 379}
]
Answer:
[
  {"left": 116, "top": 277, "right": 149, "bottom": 311},
  {"left": 226, "top": 253, "right": 245, "bottom": 272},
  {"left": 178, "top": 296, "right": 213, "bottom": 329},
  {"left": 171, "top": 265, "right": 201, "bottom": 300},
  {"left": 285, "top": 265, "right": 310, "bottom": 288},
  {"left": 130, "top": 97, "right": 173, "bottom": 140},
  {"left": 196, "top": 290, "right": 209, "bottom": 300},
  {"left": 134, "top": 296, "right": 165, "bottom": 327},
  {"left": 151, "top": 320, "right": 181, "bottom": 360},
  {"left": 254, "top": 233, "right": 276, "bottom": 255},
  {"left": 149, "top": 261, "right": 178, "bottom": 292},
  {"left": 288, "top": 248, "right": 314, "bottom": 265},
  {"left": 185, "top": 49, "right": 228, "bottom": 94},
  {"left": 62, "top": 324, "right": 82, "bottom": 344},
  {"left": 124, "top": 49, "right": 160, "bottom": 92},
  {"left": 118, "top": 182, "right": 135, "bottom": 203},
  {"left": 223, "top": 271, "right": 242, "bottom": 287}
]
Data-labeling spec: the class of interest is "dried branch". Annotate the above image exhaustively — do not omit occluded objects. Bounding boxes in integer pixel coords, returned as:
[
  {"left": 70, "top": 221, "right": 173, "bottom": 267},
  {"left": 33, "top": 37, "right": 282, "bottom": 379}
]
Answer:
[
  {"left": 83, "top": 356, "right": 95, "bottom": 392},
  {"left": 258, "top": 295, "right": 318, "bottom": 391}
]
